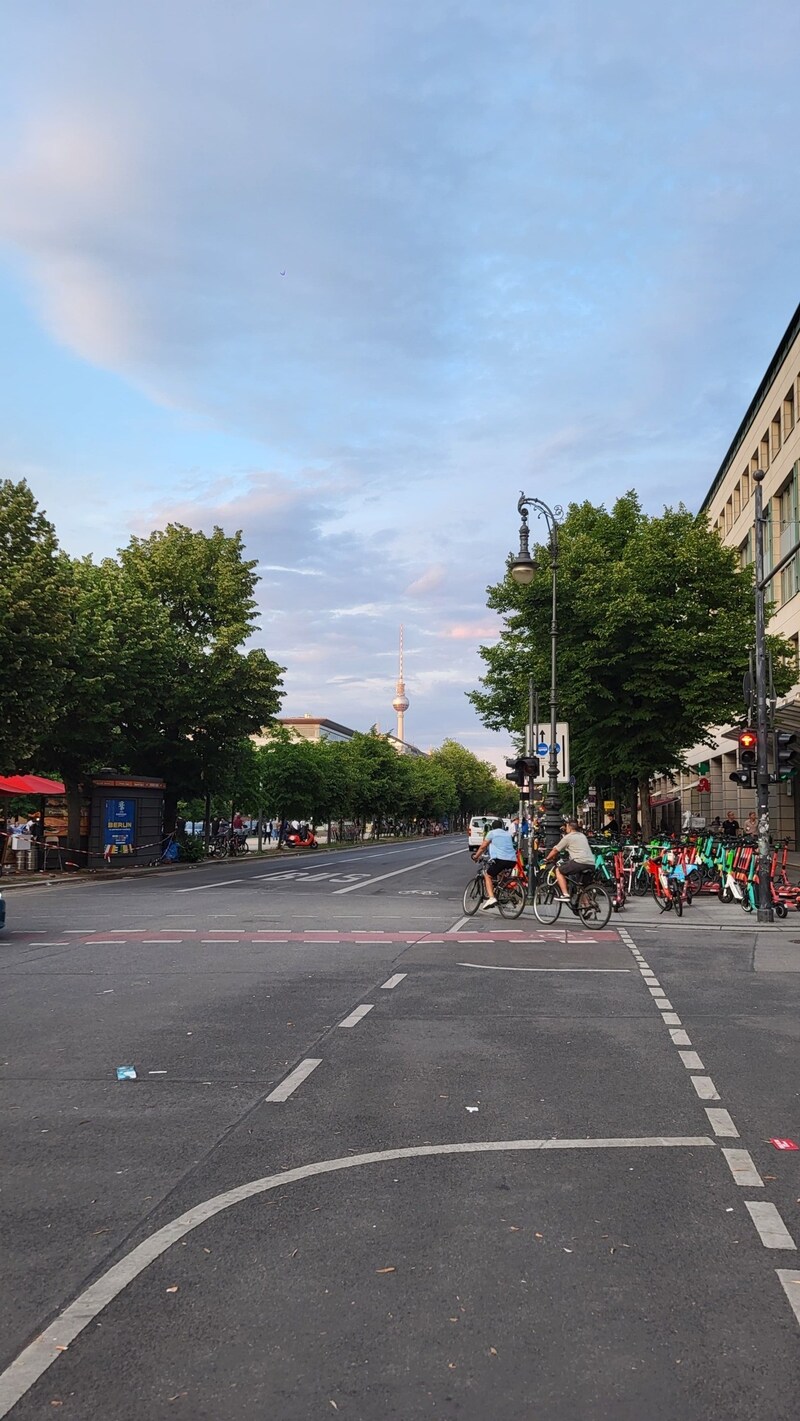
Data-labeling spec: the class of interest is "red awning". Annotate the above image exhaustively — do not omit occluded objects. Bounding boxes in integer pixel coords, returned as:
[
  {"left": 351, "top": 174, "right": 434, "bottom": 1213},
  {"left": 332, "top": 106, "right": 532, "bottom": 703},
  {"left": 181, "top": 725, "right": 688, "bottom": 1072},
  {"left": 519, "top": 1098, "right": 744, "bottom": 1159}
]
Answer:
[{"left": 0, "top": 774, "right": 66, "bottom": 795}]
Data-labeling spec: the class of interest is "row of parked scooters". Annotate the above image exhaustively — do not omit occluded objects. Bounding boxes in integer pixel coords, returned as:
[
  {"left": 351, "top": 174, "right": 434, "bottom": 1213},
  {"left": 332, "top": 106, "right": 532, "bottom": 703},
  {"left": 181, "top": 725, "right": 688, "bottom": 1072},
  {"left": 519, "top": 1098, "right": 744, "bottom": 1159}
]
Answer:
[{"left": 594, "top": 835, "right": 800, "bottom": 918}]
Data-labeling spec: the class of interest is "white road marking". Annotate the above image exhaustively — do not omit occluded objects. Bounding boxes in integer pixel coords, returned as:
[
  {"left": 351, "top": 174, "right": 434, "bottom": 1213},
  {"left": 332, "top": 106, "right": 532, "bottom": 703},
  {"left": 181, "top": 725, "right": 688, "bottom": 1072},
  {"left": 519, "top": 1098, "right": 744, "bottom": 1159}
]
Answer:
[
  {"left": 28, "top": 942, "right": 70, "bottom": 947},
  {"left": 201, "top": 938, "right": 238, "bottom": 943},
  {"left": 142, "top": 939, "right": 182, "bottom": 944},
  {"left": 678, "top": 1050, "right": 705, "bottom": 1070},
  {"left": 691, "top": 1076, "right": 720, "bottom": 1101},
  {"left": 0, "top": 1134, "right": 716, "bottom": 1417},
  {"left": 177, "top": 878, "right": 246, "bottom": 893},
  {"left": 655, "top": 998, "right": 674, "bottom": 1011},
  {"left": 661, "top": 1013, "right": 682, "bottom": 1026},
  {"left": 265, "top": 1058, "right": 322, "bottom": 1102},
  {"left": 704, "top": 1108, "right": 739, "bottom": 1138},
  {"left": 745, "top": 1202, "right": 796, "bottom": 1250},
  {"left": 670, "top": 1028, "right": 692, "bottom": 1046},
  {"left": 380, "top": 974, "right": 407, "bottom": 989},
  {"left": 448, "top": 916, "right": 471, "bottom": 933},
  {"left": 776, "top": 1269, "right": 800, "bottom": 1328},
  {"left": 337, "top": 1004, "right": 375, "bottom": 1028},
  {"left": 648, "top": 987, "right": 666, "bottom": 998},
  {"left": 82, "top": 940, "right": 122, "bottom": 946},
  {"left": 332, "top": 848, "right": 465, "bottom": 894},
  {"left": 721, "top": 1148, "right": 763, "bottom": 1187},
  {"left": 63, "top": 929, "right": 96, "bottom": 933},
  {"left": 458, "top": 963, "right": 631, "bottom": 973}
]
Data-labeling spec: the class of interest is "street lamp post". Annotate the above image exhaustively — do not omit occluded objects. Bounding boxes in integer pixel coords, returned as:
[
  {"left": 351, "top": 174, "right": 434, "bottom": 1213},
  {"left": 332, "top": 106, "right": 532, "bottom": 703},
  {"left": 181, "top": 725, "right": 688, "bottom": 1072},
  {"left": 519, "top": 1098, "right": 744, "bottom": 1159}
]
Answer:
[{"left": 509, "top": 492, "right": 563, "bottom": 850}]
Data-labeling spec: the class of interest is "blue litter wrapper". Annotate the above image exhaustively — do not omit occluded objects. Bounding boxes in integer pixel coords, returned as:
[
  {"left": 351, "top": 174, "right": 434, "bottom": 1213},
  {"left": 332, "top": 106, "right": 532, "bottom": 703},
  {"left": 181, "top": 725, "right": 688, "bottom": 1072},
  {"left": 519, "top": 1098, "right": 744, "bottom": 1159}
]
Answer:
[{"left": 116, "top": 1065, "right": 137, "bottom": 1080}]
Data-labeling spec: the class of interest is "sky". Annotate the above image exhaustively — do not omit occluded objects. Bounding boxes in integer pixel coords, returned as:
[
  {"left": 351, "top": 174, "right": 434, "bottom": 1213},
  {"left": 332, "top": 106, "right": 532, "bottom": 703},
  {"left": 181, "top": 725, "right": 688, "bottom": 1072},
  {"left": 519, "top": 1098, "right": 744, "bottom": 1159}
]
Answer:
[{"left": 2, "top": 1, "right": 800, "bottom": 772}]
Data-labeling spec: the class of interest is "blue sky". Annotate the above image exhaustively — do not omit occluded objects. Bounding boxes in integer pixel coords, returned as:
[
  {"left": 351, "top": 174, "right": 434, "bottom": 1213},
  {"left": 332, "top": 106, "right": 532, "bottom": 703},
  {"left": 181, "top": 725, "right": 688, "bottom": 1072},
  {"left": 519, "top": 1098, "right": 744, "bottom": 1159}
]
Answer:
[{"left": 2, "top": 0, "right": 800, "bottom": 769}]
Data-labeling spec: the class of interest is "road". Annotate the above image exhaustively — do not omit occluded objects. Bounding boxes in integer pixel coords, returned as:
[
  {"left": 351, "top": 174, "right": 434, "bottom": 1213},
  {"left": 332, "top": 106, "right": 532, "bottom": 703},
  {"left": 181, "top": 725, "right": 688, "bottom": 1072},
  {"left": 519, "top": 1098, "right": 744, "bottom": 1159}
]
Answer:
[{"left": 1, "top": 836, "right": 799, "bottom": 1418}]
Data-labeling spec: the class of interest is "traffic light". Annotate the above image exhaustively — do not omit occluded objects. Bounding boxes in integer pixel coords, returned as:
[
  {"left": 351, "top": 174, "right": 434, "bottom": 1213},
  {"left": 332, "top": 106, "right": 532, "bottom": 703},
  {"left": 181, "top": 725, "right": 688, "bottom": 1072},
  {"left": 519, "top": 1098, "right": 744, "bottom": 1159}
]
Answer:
[
  {"left": 775, "top": 730, "right": 798, "bottom": 779},
  {"left": 729, "top": 768, "right": 754, "bottom": 788},
  {"left": 521, "top": 755, "right": 540, "bottom": 779},
  {"left": 505, "top": 756, "right": 525, "bottom": 788},
  {"left": 738, "top": 728, "right": 757, "bottom": 768}
]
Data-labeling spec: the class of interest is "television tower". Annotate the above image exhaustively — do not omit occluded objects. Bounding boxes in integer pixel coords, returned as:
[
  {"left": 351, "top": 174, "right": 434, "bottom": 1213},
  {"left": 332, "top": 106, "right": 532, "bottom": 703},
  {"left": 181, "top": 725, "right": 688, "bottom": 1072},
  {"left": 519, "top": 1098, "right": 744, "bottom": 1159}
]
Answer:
[{"left": 392, "top": 624, "right": 409, "bottom": 744}]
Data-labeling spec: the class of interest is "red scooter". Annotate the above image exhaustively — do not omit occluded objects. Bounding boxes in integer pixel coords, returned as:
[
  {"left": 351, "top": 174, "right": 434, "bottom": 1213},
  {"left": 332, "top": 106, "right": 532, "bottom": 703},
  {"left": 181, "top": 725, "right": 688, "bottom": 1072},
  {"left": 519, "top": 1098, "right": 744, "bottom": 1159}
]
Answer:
[{"left": 281, "top": 826, "right": 318, "bottom": 850}]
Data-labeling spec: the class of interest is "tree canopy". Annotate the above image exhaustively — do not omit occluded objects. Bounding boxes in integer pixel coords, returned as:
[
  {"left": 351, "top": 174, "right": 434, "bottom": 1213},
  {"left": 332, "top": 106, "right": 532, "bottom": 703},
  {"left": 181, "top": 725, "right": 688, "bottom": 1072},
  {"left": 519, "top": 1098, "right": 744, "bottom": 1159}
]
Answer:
[{"left": 470, "top": 492, "right": 794, "bottom": 830}]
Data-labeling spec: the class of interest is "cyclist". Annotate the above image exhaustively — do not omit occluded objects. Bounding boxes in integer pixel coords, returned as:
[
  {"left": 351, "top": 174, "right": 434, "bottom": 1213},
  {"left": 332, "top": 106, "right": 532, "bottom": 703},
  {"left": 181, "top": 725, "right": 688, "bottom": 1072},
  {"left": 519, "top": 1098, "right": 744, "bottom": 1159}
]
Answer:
[
  {"left": 472, "top": 818, "right": 517, "bottom": 910},
  {"left": 543, "top": 818, "right": 595, "bottom": 900}
]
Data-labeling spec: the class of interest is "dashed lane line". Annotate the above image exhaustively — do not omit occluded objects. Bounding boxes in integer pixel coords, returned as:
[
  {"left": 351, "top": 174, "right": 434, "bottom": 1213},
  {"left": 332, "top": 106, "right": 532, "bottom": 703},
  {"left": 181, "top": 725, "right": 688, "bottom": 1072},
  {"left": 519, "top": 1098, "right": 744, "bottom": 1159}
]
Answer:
[
  {"left": 704, "top": 1108, "right": 740, "bottom": 1138},
  {"left": 0, "top": 1135, "right": 716, "bottom": 1419},
  {"left": 380, "top": 974, "right": 407, "bottom": 989},
  {"left": 777, "top": 1270, "right": 800, "bottom": 1325},
  {"left": 177, "top": 878, "right": 246, "bottom": 893},
  {"left": 457, "top": 963, "right": 631, "bottom": 973},
  {"left": 265, "top": 1058, "right": 322, "bottom": 1102},
  {"left": 690, "top": 1076, "right": 721, "bottom": 1102},
  {"left": 721, "top": 1149, "right": 764, "bottom": 1188},
  {"left": 678, "top": 1050, "right": 705, "bottom": 1070},
  {"left": 745, "top": 1202, "right": 797, "bottom": 1250},
  {"left": 337, "top": 1004, "right": 375, "bottom": 1028}
]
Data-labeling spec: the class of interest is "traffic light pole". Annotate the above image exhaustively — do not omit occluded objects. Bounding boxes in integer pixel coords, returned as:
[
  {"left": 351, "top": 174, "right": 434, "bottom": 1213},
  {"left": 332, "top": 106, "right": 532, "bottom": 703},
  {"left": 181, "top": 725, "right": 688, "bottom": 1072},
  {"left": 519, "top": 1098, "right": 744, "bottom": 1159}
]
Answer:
[{"left": 753, "top": 470, "right": 773, "bottom": 923}]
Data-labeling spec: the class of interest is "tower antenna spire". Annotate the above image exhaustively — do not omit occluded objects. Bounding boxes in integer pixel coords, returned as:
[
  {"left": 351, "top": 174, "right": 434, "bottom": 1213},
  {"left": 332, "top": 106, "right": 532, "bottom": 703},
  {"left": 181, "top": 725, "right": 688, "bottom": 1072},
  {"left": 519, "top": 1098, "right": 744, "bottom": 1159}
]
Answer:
[{"left": 392, "top": 624, "right": 409, "bottom": 745}]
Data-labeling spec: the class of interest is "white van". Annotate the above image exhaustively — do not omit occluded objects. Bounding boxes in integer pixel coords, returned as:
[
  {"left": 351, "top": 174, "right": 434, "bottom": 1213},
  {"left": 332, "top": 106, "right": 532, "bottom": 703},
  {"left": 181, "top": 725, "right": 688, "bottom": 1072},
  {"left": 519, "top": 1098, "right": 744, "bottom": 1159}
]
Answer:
[{"left": 467, "top": 815, "right": 501, "bottom": 853}]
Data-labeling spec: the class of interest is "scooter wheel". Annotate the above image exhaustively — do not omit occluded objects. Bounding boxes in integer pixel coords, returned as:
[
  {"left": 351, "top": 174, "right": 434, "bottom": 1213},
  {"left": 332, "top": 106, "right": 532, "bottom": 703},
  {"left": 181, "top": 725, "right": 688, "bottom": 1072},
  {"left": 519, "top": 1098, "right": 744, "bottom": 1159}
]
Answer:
[
  {"left": 775, "top": 902, "right": 788, "bottom": 919},
  {"left": 721, "top": 887, "right": 733, "bottom": 904}
]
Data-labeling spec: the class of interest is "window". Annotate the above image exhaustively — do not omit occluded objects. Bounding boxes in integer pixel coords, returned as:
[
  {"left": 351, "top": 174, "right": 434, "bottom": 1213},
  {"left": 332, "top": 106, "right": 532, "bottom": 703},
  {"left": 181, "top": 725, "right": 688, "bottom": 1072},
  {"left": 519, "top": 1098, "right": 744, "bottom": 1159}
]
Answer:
[
  {"left": 750, "top": 451, "right": 760, "bottom": 476},
  {"left": 779, "top": 474, "right": 798, "bottom": 604},
  {"left": 772, "top": 412, "right": 782, "bottom": 459},
  {"left": 760, "top": 432, "right": 770, "bottom": 470},
  {"left": 733, "top": 483, "right": 741, "bottom": 519},
  {"left": 725, "top": 498, "right": 733, "bottom": 532},
  {"left": 740, "top": 529, "right": 753, "bottom": 568},
  {"left": 784, "top": 386, "right": 795, "bottom": 439},
  {"left": 742, "top": 469, "right": 750, "bottom": 505}
]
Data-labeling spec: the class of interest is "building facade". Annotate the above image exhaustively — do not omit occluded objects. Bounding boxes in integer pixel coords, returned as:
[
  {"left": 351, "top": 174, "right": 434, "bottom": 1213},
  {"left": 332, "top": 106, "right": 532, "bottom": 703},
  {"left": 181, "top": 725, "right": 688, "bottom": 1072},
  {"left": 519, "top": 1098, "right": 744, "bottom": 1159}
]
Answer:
[{"left": 651, "top": 302, "right": 800, "bottom": 840}]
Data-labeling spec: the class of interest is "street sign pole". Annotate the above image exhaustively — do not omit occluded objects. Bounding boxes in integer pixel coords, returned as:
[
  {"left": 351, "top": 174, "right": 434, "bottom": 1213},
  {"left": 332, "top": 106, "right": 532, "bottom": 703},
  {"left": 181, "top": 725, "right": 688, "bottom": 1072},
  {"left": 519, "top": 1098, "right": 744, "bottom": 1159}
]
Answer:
[{"left": 753, "top": 470, "right": 773, "bottom": 923}]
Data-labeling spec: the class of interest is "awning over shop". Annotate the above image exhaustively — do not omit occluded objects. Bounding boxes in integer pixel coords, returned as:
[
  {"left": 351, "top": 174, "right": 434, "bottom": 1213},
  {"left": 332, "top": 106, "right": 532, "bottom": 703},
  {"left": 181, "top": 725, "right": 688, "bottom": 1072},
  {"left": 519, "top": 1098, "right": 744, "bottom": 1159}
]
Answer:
[
  {"left": 649, "top": 792, "right": 680, "bottom": 807},
  {"left": 0, "top": 775, "right": 66, "bottom": 795}
]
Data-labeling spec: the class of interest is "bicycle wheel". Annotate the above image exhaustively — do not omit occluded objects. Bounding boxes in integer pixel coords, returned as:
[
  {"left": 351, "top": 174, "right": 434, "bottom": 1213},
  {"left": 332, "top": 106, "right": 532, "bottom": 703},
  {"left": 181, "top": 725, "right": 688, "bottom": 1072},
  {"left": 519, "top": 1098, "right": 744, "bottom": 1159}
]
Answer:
[
  {"left": 498, "top": 879, "right": 526, "bottom": 919},
  {"left": 215, "top": 836, "right": 229, "bottom": 860},
  {"left": 673, "top": 888, "right": 682, "bottom": 918},
  {"left": 632, "top": 867, "right": 649, "bottom": 896},
  {"left": 533, "top": 883, "right": 562, "bottom": 924},
  {"left": 577, "top": 883, "right": 612, "bottom": 929},
  {"left": 462, "top": 876, "right": 483, "bottom": 916}
]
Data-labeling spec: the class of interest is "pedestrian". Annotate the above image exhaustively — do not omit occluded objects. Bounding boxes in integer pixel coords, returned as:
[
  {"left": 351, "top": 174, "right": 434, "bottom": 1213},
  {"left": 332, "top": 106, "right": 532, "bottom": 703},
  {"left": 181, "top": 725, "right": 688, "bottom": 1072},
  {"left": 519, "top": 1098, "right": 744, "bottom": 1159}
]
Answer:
[
  {"left": 710, "top": 816, "right": 721, "bottom": 833},
  {"left": 742, "top": 810, "right": 757, "bottom": 837},
  {"left": 721, "top": 810, "right": 740, "bottom": 839},
  {"left": 266, "top": 819, "right": 273, "bottom": 844}
]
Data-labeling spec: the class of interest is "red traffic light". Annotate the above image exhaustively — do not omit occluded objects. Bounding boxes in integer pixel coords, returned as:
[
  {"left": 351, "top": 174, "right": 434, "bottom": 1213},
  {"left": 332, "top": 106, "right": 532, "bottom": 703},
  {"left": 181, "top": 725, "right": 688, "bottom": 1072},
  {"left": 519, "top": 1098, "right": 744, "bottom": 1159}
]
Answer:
[{"left": 739, "top": 729, "right": 757, "bottom": 751}]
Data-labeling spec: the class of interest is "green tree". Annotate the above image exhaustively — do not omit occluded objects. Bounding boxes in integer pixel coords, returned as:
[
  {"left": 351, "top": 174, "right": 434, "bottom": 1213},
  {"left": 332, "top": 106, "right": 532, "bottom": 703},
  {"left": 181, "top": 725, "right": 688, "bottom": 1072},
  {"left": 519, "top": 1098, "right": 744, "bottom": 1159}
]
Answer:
[
  {"left": 38, "top": 556, "right": 177, "bottom": 848},
  {"left": 470, "top": 493, "right": 794, "bottom": 835},
  {"left": 118, "top": 523, "right": 284, "bottom": 820},
  {"left": 0, "top": 480, "right": 70, "bottom": 772},
  {"left": 429, "top": 739, "right": 502, "bottom": 827}
]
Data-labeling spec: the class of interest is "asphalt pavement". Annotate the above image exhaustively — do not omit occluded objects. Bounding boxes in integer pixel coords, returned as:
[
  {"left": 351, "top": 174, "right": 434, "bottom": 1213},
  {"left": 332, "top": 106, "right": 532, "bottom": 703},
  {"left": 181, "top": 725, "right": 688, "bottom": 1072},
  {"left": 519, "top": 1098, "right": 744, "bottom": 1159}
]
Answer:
[{"left": 1, "top": 836, "right": 799, "bottom": 1418}]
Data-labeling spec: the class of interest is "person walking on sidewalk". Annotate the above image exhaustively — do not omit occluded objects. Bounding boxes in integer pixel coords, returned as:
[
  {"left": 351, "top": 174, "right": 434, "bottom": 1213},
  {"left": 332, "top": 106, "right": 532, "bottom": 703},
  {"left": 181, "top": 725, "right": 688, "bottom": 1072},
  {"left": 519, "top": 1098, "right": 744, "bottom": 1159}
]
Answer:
[{"left": 472, "top": 818, "right": 517, "bottom": 910}]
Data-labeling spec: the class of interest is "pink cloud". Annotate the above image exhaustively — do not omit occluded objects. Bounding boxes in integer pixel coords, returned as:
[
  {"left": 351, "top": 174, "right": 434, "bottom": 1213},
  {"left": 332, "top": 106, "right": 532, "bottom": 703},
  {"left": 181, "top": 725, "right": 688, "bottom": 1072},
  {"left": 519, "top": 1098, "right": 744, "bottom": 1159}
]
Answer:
[{"left": 442, "top": 621, "right": 500, "bottom": 640}]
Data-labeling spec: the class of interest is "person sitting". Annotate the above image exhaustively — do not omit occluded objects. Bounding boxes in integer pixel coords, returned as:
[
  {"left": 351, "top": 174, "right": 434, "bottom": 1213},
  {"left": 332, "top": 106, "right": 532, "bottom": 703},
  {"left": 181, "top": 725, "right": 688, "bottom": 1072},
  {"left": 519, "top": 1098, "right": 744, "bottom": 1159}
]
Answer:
[
  {"left": 472, "top": 818, "right": 518, "bottom": 910},
  {"left": 544, "top": 818, "right": 596, "bottom": 900}
]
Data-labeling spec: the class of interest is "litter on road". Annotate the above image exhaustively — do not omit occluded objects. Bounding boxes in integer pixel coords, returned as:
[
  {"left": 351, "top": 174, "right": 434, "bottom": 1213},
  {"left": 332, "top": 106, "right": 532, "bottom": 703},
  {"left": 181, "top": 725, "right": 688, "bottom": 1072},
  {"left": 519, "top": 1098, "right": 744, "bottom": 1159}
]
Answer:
[{"left": 115, "top": 1066, "right": 137, "bottom": 1081}]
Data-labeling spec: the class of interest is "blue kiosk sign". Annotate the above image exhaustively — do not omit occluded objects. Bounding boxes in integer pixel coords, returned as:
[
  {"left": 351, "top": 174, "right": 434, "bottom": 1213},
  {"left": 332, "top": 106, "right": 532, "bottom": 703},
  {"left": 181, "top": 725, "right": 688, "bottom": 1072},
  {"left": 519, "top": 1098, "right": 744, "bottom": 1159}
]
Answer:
[{"left": 104, "top": 798, "right": 136, "bottom": 856}]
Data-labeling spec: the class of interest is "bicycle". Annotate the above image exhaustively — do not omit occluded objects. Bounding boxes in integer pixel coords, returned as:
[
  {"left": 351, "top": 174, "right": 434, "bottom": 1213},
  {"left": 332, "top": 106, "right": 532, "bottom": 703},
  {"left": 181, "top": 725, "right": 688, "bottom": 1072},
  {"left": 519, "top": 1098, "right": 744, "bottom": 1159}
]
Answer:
[
  {"left": 532, "top": 863, "right": 612, "bottom": 929},
  {"left": 462, "top": 860, "right": 526, "bottom": 919}
]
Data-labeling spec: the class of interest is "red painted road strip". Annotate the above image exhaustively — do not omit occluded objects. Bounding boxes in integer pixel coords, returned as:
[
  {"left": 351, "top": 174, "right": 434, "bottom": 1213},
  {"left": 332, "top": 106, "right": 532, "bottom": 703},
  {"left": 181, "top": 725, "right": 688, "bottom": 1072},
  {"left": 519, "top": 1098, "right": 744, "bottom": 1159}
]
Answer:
[{"left": 22, "top": 929, "right": 621, "bottom": 944}]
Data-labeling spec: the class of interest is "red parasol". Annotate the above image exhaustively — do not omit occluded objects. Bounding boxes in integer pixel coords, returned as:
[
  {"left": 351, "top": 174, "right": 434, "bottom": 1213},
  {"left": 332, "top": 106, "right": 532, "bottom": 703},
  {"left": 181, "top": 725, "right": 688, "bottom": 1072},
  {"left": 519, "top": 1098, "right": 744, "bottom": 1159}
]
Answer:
[{"left": 0, "top": 774, "right": 66, "bottom": 795}]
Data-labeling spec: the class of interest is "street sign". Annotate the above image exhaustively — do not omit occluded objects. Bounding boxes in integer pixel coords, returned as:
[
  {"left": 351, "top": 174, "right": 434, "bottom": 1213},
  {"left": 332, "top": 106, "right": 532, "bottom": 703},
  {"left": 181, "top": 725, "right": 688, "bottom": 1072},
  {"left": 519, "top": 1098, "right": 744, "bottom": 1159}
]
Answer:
[{"left": 532, "top": 723, "right": 570, "bottom": 780}]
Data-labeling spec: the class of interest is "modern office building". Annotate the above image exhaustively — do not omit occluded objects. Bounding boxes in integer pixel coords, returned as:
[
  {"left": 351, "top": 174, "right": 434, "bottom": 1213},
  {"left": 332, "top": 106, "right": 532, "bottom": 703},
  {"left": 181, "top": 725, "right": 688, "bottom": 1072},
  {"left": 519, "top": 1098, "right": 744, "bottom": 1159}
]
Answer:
[{"left": 651, "top": 301, "right": 800, "bottom": 839}]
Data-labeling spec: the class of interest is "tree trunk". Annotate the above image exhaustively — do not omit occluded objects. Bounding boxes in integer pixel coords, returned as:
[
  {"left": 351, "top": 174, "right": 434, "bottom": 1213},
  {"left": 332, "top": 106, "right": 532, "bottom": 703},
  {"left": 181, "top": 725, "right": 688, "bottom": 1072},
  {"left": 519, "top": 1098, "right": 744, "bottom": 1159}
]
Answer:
[
  {"left": 163, "top": 789, "right": 179, "bottom": 835},
  {"left": 65, "top": 775, "right": 83, "bottom": 855},
  {"left": 638, "top": 774, "right": 654, "bottom": 840}
]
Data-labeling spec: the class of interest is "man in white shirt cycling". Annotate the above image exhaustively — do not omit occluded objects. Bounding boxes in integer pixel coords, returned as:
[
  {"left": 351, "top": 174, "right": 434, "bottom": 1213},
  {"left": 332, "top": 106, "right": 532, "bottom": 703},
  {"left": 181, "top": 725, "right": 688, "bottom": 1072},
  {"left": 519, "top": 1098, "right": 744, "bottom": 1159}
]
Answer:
[
  {"left": 472, "top": 818, "right": 518, "bottom": 910},
  {"left": 543, "top": 818, "right": 595, "bottom": 900}
]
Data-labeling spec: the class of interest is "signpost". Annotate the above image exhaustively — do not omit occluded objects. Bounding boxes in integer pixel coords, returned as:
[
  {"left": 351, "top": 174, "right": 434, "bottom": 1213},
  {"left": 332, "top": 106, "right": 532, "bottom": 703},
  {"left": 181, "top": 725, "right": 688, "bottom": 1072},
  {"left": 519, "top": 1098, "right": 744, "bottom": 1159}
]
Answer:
[{"left": 534, "top": 721, "right": 570, "bottom": 781}]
